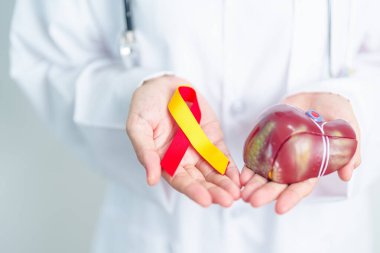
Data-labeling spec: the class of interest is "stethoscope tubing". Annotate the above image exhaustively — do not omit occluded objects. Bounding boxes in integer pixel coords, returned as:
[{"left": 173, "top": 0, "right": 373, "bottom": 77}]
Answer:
[{"left": 123, "top": 0, "right": 134, "bottom": 32}]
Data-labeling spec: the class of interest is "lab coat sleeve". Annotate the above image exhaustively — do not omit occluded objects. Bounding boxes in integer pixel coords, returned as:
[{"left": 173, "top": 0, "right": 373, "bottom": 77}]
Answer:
[
  {"left": 287, "top": 1, "right": 380, "bottom": 198},
  {"left": 10, "top": 1, "right": 170, "bottom": 178},
  {"left": 10, "top": 0, "right": 171, "bottom": 130}
]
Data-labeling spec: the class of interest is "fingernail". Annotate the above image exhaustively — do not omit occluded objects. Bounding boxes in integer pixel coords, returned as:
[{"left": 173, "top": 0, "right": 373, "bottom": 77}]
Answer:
[
  {"left": 147, "top": 175, "right": 156, "bottom": 186},
  {"left": 241, "top": 183, "right": 258, "bottom": 201},
  {"left": 276, "top": 205, "right": 289, "bottom": 215}
]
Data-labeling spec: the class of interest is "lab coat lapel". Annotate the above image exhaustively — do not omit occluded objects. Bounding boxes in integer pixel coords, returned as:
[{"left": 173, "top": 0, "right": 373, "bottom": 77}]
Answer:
[
  {"left": 330, "top": 0, "right": 352, "bottom": 77},
  {"left": 287, "top": 0, "right": 328, "bottom": 87},
  {"left": 287, "top": 0, "right": 352, "bottom": 87}
]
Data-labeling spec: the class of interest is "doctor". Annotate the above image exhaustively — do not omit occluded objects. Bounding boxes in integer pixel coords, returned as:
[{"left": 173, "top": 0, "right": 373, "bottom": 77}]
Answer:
[{"left": 10, "top": 0, "right": 380, "bottom": 252}]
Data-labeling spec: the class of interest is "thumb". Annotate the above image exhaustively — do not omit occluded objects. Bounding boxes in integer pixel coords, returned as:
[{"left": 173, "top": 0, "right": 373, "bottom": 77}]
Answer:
[
  {"left": 139, "top": 149, "right": 162, "bottom": 186},
  {"left": 126, "top": 114, "right": 161, "bottom": 185}
]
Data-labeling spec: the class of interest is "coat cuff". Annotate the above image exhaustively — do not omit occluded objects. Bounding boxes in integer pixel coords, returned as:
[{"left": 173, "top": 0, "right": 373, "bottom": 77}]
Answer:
[{"left": 73, "top": 60, "right": 173, "bottom": 129}]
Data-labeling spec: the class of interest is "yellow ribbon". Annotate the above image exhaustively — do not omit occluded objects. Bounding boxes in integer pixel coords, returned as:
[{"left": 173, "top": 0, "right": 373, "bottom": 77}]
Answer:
[{"left": 168, "top": 87, "right": 229, "bottom": 175}]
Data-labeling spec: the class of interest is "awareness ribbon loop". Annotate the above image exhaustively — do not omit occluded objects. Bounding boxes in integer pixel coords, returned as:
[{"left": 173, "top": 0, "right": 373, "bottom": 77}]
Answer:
[{"left": 160, "top": 86, "right": 229, "bottom": 176}]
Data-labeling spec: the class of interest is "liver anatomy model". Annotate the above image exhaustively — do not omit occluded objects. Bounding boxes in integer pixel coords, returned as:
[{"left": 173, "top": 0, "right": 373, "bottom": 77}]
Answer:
[{"left": 243, "top": 104, "right": 357, "bottom": 184}]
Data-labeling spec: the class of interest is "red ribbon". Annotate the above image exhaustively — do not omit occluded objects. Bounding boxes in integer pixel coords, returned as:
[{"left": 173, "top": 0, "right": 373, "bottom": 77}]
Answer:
[{"left": 160, "top": 87, "right": 201, "bottom": 176}]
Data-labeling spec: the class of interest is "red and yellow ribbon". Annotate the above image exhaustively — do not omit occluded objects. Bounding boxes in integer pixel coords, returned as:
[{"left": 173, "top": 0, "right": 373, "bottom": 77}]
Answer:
[{"left": 161, "top": 86, "right": 229, "bottom": 176}]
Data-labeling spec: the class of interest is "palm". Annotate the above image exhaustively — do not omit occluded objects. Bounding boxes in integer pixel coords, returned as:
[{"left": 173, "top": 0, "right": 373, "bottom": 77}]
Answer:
[
  {"left": 241, "top": 92, "right": 361, "bottom": 214},
  {"left": 127, "top": 76, "right": 240, "bottom": 207}
]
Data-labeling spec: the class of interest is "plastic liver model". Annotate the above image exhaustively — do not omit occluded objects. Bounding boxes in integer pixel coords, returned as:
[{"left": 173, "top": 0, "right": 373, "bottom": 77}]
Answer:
[{"left": 243, "top": 104, "right": 357, "bottom": 184}]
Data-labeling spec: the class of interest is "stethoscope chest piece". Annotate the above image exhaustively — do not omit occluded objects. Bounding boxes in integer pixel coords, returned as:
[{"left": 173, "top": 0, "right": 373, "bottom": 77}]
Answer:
[
  {"left": 119, "top": 30, "right": 138, "bottom": 68},
  {"left": 119, "top": 0, "right": 138, "bottom": 67},
  {"left": 120, "top": 31, "right": 135, "bottom": 57}
]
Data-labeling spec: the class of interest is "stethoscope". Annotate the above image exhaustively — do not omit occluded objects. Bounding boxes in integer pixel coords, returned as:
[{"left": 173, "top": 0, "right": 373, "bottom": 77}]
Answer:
[
  {"left": 119, "top": 0, "right": 138, "bottom": 67},
  {"left": 119, "top": 0, "right": 346, "bottom": 78}
]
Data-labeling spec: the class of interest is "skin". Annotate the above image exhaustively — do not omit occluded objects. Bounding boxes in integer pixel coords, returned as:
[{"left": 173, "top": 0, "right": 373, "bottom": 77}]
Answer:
[
  {"left": 126, "top": 75, "right": 241, "bottom": 207},
  {"left": 241, "top": 92, "right": 361, "bottom": 214},
  {"left": 127, "top": 76, "right": 361, "bottom": 213}
]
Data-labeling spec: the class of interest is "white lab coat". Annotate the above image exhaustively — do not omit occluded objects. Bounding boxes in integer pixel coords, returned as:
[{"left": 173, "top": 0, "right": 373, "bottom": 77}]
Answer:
[{"left": 10, "top": 0, "right": 380, "bottom": 252}]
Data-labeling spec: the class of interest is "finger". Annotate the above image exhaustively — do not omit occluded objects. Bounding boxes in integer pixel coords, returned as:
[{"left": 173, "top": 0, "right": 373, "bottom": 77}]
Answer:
[
  {"left": 165, "top": 167, "right": 212, "bottom": 207},
  {"left": 240, "top": 166, "right": 255, "bottom": 186},
  {"left": 337, "top": 142, "right": 361, "bottom": 181},
  {"left": 214, "top": 140, "right": 241, "bottom": 188},
  {"left": 241, "top": 173, "right": 267, "bottom": 201},
  {"left": 126, "top": 113, "right": 161, "bottom": 185},
  {"left": 352, "top": 140, "right": 362, "bottom": 169},
  {"left": 338, "top": 159, "right": 354, "bottom": 182},
  {"left": 225, "top": 159, "right": 241, "bottom": 189},
  {"left": 353, "top": 152, "right": 362, "bottom": 169},
  {"left": 275, "top": 178, "right": 318, "bottom": 214},
  {"left": 197, "top": 159, "right": 241, "bottom": 200},
  {"left": 141, "top": 150, "right": 162, "bottom": 186},
  {"left": 248, "top": 181, "right": 287, "bottom": 208},
  {"left": 165, "top": 165, "right": 234, "bottom": 207},
  {"left": 202, "top": 181, "right": 234, "bottom": 207},
  {"left": 338, "top": 118, "right": 361, "bottom": 181}
]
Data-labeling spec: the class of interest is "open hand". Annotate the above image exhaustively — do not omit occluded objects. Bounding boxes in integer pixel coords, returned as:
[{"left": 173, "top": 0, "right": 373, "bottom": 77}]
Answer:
[
  {"left": 240, "top": 92, "right": 361, "bottom": 214},
  {"left": 127, "top": 75, "right": 240, "bottom": 207}
]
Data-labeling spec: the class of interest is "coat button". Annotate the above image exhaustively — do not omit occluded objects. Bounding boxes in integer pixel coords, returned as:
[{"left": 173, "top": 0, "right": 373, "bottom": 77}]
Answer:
[{"left": 230, "top": 100, "right": 246, "bottom": 115}]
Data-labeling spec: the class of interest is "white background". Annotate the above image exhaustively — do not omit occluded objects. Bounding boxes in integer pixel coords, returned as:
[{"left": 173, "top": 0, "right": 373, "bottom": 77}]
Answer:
[
  {"left": 1, "top": 1, "right": 379, "bottom": 252},
  {"left": 0, "top": 1, "right": 106, "bottom": 252}
]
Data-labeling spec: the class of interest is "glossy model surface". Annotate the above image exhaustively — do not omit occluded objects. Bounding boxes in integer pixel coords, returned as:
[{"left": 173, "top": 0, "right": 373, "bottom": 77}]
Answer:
[{"left": 243, "top": 104, "right": 357, "bottom": 184}]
